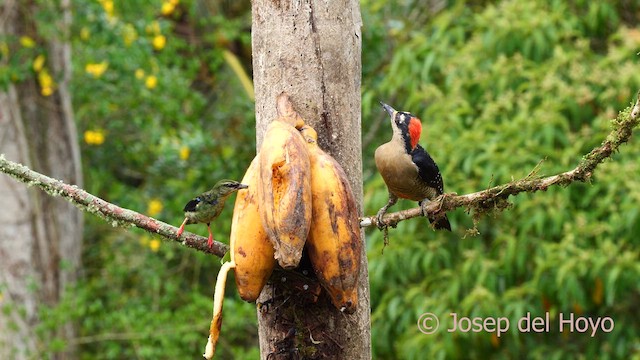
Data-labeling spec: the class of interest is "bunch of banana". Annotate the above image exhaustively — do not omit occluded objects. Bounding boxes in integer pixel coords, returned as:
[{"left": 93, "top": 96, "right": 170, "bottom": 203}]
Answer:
[
  {"left": 201, "top": 94, "right": 364, "bottom": 358},
  {"left": 231, "top": 156, "right": 276, "bottom": 302},
  {"left": 257, "top": 114, "right": 312, "bottom": 269},
  {"left": 300, "top": 125, "right": 362, "bottom": 314}
]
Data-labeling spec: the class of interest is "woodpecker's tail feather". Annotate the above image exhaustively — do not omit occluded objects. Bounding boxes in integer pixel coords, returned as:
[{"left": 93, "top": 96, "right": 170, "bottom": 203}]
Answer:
[{"left": 429, "top": 214, "right": 451, "bottom": 231}]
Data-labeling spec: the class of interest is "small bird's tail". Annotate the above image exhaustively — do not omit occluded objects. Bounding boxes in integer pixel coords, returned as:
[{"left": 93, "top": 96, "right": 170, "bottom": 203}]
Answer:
[{"left": 429, "top": 214, "right": 451, "bottom": 231}]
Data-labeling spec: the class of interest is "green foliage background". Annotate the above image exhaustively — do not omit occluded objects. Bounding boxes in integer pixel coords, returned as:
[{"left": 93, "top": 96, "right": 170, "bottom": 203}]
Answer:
[{"left": 4, "top": 0, "right": 640, "bottom": 358}]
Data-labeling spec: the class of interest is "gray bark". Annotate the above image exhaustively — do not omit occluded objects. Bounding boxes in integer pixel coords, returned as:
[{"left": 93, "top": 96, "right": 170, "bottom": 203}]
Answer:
[
  {"left": 252, "top": 0, "right": 370, "bottom": 359},
  {"left": 0, "top": 1, "right": 82, "bottom": 359}
]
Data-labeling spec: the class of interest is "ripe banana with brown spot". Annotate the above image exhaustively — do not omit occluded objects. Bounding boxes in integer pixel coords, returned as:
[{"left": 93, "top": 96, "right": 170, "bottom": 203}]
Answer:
[
  {"left": 203, "top": 261, "right": 235, "bottom": 360},
  {"left": 258, "top": 119, "right": 312, "bottom": 269},
  {"left": 300, "top": 125, "right": 362, "bottom": 314},
  {"left": 231, "top": 156, "right": 276, "bottom": 302}
]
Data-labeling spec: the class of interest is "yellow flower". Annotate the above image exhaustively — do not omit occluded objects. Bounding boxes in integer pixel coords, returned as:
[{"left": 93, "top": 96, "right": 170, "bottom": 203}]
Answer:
[
  {"left": 100, "top": 0, "right": 114, "bottom": 17},
  {"left": 152, "top": 35, "right": 166, "bottom": 50},
  {"left": 85, "top": 62, "right": 109, "bottom": 78},
  {"left": 147, "top": 199, "right": 164, "bottom": 216},
  {"left": 145, "top": 75, "right": 157, "bottom": 89},
  {"left": 33, "top": 55, "right": 45, "bottom": 72},
  {"left": 38, "top": 70, "right": 54, "bottom": 96},
  {"left": 161, "top": 1, "right": 175, "bottom": 15},
  {"left": 149, "top": 239, "right": 161, "bottom": 252},
  {"left": 80, "top": 27, "right": 90, "bottom": 41},
  {"left": 179, "top": 146, "right": 190, "bottom": 161},
  {"left": 122, "top": 24, "right": 138, "bottom": 47},
  {"left": 135, "top": 69, "right": 145, "bottom": 79},
  {"left": 20, "top": 36, "right": 35, "bottom": 48},
  {"left": 84, "top": 130, "right": 106, "bottom": 145}
]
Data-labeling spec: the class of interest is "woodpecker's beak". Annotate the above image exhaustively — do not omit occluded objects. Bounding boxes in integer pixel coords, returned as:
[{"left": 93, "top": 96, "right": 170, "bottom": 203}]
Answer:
[
  {"left": 238, "top": 183, "right": 249, "bottom": 190},
  {"left": 379, "top": 102, "right": 396, "bottom": 117}
]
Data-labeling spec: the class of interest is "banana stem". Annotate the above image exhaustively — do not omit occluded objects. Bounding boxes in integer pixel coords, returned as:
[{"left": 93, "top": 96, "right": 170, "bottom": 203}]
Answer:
[{"left": 203, "top": 261, "right": 236, "bottom": 360}]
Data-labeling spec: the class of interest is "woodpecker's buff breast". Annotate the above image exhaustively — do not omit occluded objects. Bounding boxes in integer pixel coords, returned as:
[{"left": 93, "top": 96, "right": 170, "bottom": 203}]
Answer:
[{"left": 375, "top": 143, "right": 438, "bottom": 201}]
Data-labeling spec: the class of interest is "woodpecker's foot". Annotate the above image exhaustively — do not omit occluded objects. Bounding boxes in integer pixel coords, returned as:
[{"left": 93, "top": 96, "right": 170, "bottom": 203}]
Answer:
[
  {"left": 176, "top": 218, "right": 188, "bottom": 237},
  {"left": 376, "top": 209, "right": 400, "bottom": 229},
  {"left": 420, "top": 198, "right": 452, "bottom": 231},
  {"left": 206, "top": 223, "right": 214, "bottom": 249},
  {"left": 376, "top": 193, "right": 399, "bottom": 230},
  {"left": 419, "top": 200, "right": 430, "bottom": 217},
  {"left": 376, "top": 208, "right": 388, "bottom": 230}
]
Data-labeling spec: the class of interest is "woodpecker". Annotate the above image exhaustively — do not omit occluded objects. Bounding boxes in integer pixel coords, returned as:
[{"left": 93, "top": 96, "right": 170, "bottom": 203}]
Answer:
[
  {"left": 374, "top": 102, "right": 451, "bottom": 231},
  {"left": 176, "top": 179, "right": 248, "bottom": 248}
]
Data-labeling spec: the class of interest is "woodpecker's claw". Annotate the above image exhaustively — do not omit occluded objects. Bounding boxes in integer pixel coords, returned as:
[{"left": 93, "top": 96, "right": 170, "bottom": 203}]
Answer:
[
  {"left": 419, "top": 200, "right": 430, "bottom": 217},
  {"left": 420, "top": 198, "right": 452, "bottom": 231},
  {"left": 376, "top": 193, "right": 399, "bottom": 230},
  {"left": 375, "top": 209, "right": 388, "bottom": 230}
]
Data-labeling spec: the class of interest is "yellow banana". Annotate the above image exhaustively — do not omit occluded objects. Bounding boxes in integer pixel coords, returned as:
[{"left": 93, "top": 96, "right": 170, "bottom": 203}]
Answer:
[
  {"left": 203, "top": 260, "right": 235, "bottom": 360},
  {"left": 300, "top": 125, "right": 362, "bottom": 314},
  {"left": 258, "top": 119, "right": 312, "bottom": 269},
  {"left": 230, "top": 156, "right": 276, "bottom": 302}
]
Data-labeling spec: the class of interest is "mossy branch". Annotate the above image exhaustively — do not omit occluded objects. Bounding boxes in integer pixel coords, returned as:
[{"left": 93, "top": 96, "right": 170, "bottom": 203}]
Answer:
[
  {"left": 0, "top": 155, "right": 228, "bottom": 258},
  {"left": 360, "top": 91, "right": 640, "bottom": 229}
]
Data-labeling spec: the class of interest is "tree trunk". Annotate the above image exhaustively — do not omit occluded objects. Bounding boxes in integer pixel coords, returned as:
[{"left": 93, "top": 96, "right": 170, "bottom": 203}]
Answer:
[
  {"left": 0, "top": 1, "right": 82, "bottom": 359},
  {"left": 252, "top": 1, "right": 370, "bottom": 359}
]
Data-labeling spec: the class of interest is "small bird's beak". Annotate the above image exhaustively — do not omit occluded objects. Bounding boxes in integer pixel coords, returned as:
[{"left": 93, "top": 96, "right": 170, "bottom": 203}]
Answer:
[
  {"left": 379, "top": 102, "right": 396, "bottom": 117},
  {"left": 238, "top": 183, "right": 249, "bottom": 189}
]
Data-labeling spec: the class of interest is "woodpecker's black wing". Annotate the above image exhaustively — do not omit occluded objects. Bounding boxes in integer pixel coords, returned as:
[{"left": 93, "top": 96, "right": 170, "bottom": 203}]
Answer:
[
  {"left": 412, "top": 145, "right": 451, "bottom": 231},
  {"left": 412, "top": 145, "right": 445, "bottom": 194}
]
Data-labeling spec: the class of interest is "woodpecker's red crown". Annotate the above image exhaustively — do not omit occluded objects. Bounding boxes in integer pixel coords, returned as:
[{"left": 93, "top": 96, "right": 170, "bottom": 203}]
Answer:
[{"left": 406, "top": 115, "right": 422, "bottom": 149}]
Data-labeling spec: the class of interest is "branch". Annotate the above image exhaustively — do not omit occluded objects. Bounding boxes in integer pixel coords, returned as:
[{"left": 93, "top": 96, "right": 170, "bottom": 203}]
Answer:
[
  {"left": 2, "top": 92, "right": 638, "bottom": 254},
  {"left": 360, "top": 90, "right": 640, "bottom": 229},
  {"left": 0, "top": 155, "right": 228, "bottom": 258}
]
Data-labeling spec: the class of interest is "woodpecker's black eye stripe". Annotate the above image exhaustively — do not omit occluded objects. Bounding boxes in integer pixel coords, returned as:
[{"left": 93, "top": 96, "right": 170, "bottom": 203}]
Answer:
[{"left": 395, "top": 112, "right": 416, "bottom": 153}]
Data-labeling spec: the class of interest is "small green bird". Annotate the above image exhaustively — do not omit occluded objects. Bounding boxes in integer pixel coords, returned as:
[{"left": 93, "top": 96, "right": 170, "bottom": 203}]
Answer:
[{"left": 176, "top": 179, "right": 248, "bottom": 248}]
